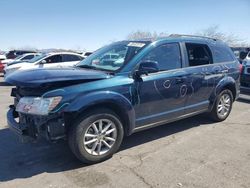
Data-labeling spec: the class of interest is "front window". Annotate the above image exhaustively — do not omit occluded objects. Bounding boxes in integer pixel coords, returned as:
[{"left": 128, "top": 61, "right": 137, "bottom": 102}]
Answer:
[
  {"left": 27, "top": 54, "right": 47, "bottom": 63},
  {"left": 77, "top": 41, "right": 148, "bottom": 72},
  {"left": 141, "top": 43, "right": 182, "bottom": 71}
]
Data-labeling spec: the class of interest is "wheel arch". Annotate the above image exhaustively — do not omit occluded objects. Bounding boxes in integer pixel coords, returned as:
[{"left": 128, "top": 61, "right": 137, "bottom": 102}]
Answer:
[
  {"left": 63, "top": 91, "right": 135, "bottom": 136},
  {"left": 209, "top": 77, "right": 237, "bottom": 111}
]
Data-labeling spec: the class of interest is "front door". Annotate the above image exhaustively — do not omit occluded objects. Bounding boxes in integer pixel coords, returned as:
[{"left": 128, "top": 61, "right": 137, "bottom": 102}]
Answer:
[{"left": 133, "top": 43, "right": 188, "bottom": 127}]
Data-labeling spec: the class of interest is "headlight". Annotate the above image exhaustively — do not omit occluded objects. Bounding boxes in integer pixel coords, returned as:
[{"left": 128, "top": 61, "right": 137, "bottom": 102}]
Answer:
[{"left": 16, "top": 96, "right": 62, "bottom": 115}]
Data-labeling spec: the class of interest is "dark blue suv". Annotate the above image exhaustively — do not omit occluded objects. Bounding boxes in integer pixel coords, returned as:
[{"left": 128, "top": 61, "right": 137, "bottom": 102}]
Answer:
[{"left": 6, "top": 35, "right": 240, "bottom": 164}]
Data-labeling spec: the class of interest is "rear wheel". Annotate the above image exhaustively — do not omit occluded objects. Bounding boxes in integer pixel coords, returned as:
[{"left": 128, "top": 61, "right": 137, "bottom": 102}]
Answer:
[
  {"left": 209, "top": 89, "right": 233, "bottom": 122},
  {"left": 68, "top": 108, "right": 124, "bottom": 164}
]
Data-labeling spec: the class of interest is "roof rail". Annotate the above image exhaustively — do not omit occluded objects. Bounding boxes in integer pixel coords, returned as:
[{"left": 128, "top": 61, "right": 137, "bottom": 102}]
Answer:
[{"left": 169, "top": 34, "right": 217, "bottom": 41}]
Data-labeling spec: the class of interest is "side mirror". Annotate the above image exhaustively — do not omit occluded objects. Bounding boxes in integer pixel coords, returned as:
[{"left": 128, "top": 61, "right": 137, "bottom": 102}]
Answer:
[
  {"left": 40, "top": 60, "right": 47, "bottom": 64},
  {"left": 136, "top": 60, "right": 159, "bottom": 77}
]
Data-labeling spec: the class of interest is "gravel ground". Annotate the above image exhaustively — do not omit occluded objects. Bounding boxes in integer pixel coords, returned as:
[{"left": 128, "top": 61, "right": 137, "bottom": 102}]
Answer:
[{"left": 0, "top": 74, "right": 250, "bottom": 188}]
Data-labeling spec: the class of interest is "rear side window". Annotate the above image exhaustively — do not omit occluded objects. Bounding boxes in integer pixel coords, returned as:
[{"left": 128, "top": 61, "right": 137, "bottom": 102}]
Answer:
[
  {"left": 22, "top": 55, "right": 34, "bottom": 60},
  {"left": 212, "top": 45, "right": 235, "bottom": 63},
  {"left": 141, "top": 43, "right": 182, "bottom": 71},
  {"left": 185, "top": 43, "right": 212, "bottom": 66},
  {"left": 62, "top": 55, "right": 82, "bottom": 62}
]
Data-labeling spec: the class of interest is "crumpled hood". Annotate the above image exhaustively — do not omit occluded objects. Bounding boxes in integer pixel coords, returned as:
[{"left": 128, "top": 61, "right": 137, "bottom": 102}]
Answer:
[{"left": 5, "top": 67, "right": 109, "bottom": 87}]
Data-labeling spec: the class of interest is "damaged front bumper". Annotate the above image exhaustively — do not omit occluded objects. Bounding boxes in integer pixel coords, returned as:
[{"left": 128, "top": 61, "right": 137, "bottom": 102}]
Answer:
[{"left": 7, "top": 105, "right": 66, "bottom": 142}]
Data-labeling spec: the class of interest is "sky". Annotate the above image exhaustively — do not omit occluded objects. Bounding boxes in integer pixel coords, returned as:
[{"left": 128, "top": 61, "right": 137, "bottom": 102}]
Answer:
[{"left": 0, "top": 0, "right": 249, "bottom": 51}]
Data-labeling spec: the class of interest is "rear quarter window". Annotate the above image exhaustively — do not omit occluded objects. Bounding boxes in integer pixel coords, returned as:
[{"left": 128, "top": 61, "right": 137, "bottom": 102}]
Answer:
[{"left": 212, "top": 46, "right": 235, "bottom": 63}]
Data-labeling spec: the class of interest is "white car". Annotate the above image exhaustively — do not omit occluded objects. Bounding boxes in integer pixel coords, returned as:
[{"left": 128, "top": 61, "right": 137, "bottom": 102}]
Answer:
[
  {"left": 245, "top": 51, "right": 250, "bottom": 61},
  {"left": 4, "top": 52, "right": 84, "bottom": 76},
  {"left": 2, "top": 53, "right": 40, "bottom": 67}
]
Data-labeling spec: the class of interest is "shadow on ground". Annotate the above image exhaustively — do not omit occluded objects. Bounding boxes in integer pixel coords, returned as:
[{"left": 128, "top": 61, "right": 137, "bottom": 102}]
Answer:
[{"left": 0, "top": 115, "right": 212, "bottom": 182}]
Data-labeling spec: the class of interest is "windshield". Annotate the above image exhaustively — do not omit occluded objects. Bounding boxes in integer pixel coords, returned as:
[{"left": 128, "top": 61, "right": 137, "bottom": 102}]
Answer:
[
  {"left": 27, "top": 54, "right": 47, "bottom": 63},
  {"left": 77, "top": 41, "right": 148, "bottom": 72}
]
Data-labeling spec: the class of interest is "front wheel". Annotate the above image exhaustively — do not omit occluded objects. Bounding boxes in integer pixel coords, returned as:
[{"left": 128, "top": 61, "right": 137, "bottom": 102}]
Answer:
[
  {"left": 68, "top": 108, "right": 124, "bottom": 164},
  {"left": 209, "top": 89, "right": 233, "bottom": 122}
]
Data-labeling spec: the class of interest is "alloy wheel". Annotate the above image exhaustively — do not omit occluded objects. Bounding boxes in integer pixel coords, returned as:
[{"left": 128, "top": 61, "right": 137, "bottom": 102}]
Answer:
[
  {"left": 217, "top": 93, "right": 231, "bottom": 118},
  {"left": 83, "top": 119, "right": 117, "bottom": 156}
]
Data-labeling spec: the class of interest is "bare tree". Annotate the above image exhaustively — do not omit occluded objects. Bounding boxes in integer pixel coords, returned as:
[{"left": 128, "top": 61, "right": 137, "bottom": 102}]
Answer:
[
  {"left": 127, "top": 30, "right": 169, "bottom": 40},
  {"left": 196, "top": 25, "right": 249, "bottom": 47}
]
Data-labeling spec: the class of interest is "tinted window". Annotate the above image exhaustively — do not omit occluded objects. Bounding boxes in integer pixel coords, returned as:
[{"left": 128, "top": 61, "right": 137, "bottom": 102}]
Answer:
[
  {"left": 212, "top": 45, "right": 234, "bottom": 63},
  {"left": 186, "top": 43, "right": 212, "bottom": 66},
  {"left": 44, "top": 55, "right": 62, "bottom": 63},
  {"left": 22, "top": 55, "right": 34, "bottom": 60},
  {"left": 62, "top": 55, "right": 82, "bottom": 62},
  {"left": 141, "top": 43, "right": 181, "bottom": 71}
]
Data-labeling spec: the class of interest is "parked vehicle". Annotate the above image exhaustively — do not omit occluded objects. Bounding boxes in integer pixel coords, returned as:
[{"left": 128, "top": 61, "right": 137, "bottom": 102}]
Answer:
[
  {"left": 0, "top": 53, "right": 6, "bottom": 61},
  {"left": 240, "top": 59, "right": 250, "bottom": 94},
  {"left": 4, "top": 52, "right": 84, "bottom": 76},
  {"left": 5, "top": 50, "right": 37, "bottom": 59},
  {"left": 0, "top": 62, "right": 4, "bottom": 73},
  {"left": 0, "top": 52, "right": 7, "bottom": 72},
  {"left": 2, "top": 53, "right": 40, "bottom": 67},
  {"left": 6, "top": 36, "right": 240, "bottom": 164},
  {"left": 231, "top": 47, "right": 250, "bottom": 63},
  {"left": 245, "top": 51, "right": 250, "bottom": 61},
  {"left": 83, "top": 52, "right": 92, "bottom": 58}
]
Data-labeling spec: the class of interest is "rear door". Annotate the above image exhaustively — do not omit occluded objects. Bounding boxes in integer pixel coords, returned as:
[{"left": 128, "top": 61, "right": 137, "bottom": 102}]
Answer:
[
  {"left": 210, "top": 43, "right": 239, "bottom": 87},
  {"left": 183, "top": 42, "right": 215, "bottom": 113},
  {"left": 61, "top": 54, "right": 83, "bottom": 67}
]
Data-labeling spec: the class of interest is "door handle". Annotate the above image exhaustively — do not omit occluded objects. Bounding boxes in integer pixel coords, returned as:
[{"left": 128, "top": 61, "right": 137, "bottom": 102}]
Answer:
[{"left": 175, "top": 76, "right": 185, "bottom": 84}]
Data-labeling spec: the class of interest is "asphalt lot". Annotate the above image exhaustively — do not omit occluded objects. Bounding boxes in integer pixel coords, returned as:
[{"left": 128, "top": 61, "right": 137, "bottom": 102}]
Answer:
[{"left": 0, "top": 74, "right": 250, "bottom": 188}]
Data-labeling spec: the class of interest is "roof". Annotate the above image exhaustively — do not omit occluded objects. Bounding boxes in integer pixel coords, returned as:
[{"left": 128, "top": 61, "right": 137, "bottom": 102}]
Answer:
[
  {"left": 46, "top": 51, "right": 84, "bottom": 56},
  {"left": 130, "top": 34, "right": 223, "bottom": 45}
]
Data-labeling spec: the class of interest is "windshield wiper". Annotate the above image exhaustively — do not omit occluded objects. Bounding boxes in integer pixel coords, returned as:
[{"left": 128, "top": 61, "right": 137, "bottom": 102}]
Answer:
[{"left": 76, "top": 64, "right": 115, "bottom": 75}]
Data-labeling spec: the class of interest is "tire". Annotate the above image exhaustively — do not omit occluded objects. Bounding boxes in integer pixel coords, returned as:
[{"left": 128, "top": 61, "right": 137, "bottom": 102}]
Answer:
[
  {"left": 209, "top": 89, "right": 233, "bottom": 122},
  {"left": 68, "top": 108, "right": 124, "bottom": 164}
]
